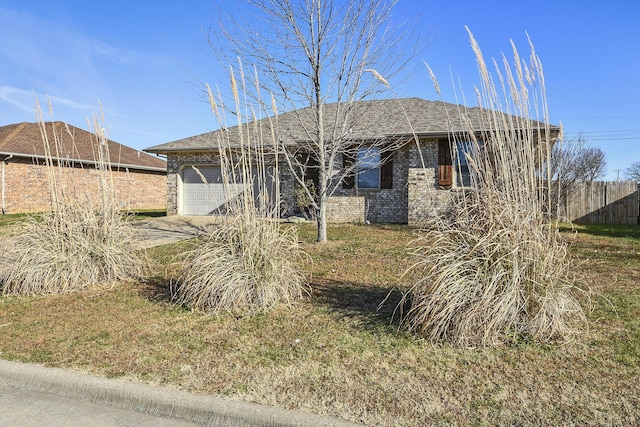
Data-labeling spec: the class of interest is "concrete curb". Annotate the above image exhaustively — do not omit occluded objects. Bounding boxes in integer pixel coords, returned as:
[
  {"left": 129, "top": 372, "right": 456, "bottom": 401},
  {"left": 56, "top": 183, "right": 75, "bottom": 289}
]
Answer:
[{"left": 0, "top": 360, "right": 360, "bottom": 426}]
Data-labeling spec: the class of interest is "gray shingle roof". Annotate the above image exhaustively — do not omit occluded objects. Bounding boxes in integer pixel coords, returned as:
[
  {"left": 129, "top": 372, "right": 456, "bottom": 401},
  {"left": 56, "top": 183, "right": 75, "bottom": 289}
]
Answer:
[{"left": 145, "top": 98, "right": 555, "bottom": 153}]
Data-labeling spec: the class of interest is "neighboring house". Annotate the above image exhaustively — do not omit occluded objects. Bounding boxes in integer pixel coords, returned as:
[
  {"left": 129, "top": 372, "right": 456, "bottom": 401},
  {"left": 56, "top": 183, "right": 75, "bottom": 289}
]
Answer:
[
  {"left": 145, "top": 98, "right": 558, "bottom": 224},
  {"left": 0, "top": 122, "right": 167, "bottom": 214}
]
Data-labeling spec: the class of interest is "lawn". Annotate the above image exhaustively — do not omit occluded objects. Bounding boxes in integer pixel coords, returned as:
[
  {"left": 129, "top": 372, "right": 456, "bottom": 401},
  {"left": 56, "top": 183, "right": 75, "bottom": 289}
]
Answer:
[
  {"left": 0, "top": 213, "right": 37, "bottom": 236},
  {"left": 0, "top": 220, "right": 639, "bottom": 426}
]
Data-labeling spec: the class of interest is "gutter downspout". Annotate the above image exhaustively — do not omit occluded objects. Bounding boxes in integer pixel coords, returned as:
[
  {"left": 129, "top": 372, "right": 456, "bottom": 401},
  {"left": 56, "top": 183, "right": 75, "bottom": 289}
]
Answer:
[{"left": 1, "top": 155, "right": 14, "bottom": 214}]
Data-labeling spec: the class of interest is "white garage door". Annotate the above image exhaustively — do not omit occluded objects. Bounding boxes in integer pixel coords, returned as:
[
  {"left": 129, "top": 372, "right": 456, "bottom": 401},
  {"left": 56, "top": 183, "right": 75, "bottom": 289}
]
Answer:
[
  {"left": 182, "top": 166, "right": 227, "bottom": 215},
  {"left": 181, "top": 165, "right": 276, "bottom": 216}
]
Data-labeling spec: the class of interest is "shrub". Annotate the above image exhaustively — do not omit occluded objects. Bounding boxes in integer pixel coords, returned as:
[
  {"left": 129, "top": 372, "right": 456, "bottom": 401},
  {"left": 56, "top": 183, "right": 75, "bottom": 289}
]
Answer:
[
  {"left": 295, "top": 179, "right": 318, "bottom": 220},
  {"left": 172, "top": 215, "right": 308, "bottom": 313},
  {"left": 401, "top": 196, "right": 585, "bottom": 346},
  {"left": 0, "top": 104, "right": 147, "bottom": 295},
  {"left": 1, "top": 205, "right": 146, "bottom": 295},
  {"left": 172, "top": 68, "right": 309, "bottom": 313},
  {"left": 399, "top": 30, "right": 587, "bottom": 346}
]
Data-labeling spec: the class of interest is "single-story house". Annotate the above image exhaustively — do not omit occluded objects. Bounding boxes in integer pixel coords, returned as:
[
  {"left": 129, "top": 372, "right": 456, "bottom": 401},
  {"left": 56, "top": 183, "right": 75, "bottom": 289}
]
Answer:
[
  {"left": 0, "top": 122, "right": 167, "bottom": 214},
  {"left": 145, "top": 97, "right": 557, "bottom": 224}
]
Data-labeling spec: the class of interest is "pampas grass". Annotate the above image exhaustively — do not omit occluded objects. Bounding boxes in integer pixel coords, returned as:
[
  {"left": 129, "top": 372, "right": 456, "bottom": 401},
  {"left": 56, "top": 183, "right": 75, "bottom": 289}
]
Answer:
[
  {"left": 0, "top": 101, "right": 146, "bottom": 295},
  {"left": 402, "top": 197, "right": 585, "bottom": 346},
  {"left": 399, "top": 30, "right": 586, "bottom": 346},
  {"left": 172, "top": 65, "right": 309, "bottom": 313},
  {"left": 172, "top": 215, "right": 307, "bottom": 312},
  {"left": 1, "top": 204, "right": 145, "bottom": 295}
]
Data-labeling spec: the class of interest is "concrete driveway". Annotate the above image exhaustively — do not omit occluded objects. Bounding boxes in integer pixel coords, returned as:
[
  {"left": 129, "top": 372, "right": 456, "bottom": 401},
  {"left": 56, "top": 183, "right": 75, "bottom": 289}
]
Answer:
[
  {"left": 0, "top": 216, "right": 216, "bottom": 266},
  {"left": 132, "top": 216, "right": 221, "bottom": 249}
]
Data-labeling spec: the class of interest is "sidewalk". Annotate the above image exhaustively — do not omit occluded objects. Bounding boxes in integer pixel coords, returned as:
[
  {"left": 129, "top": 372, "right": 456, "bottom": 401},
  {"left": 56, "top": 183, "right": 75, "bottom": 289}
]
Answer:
[
  {"left": 0, "top": 359, "right": 360, "bottom": 426},
  {"left": 1, "top": 383, "right": 198, "bottom": 427}
]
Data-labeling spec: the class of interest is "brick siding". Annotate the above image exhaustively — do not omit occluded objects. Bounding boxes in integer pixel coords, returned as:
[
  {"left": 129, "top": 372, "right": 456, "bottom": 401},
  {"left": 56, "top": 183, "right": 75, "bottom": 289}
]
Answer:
[
  {"left": 326, "top": 196, "right": 366, "bottom": 223},
  {"left": 331, "top": 146, "right": 409, "bottom": 223},
  {"left": 407, "top": 139, "right": 455, "bottom": 225},
  {"left": 1, "top": 159, "right": 166, "bottom": 214},
  {"left": 167, "top": 139, "right": 454, "bottom": 224}
]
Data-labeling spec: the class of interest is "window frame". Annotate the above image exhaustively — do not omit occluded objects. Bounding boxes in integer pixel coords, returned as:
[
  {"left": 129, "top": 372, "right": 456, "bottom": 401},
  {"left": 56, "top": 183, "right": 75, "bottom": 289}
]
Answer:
[
  {"left": 342, "top": 146, "right": 393, "bottom": 190},
  {"left": 454, "top": 141, "right": 472, "bottom": 188},
  {"left": 438, "top": 138, "right": 475, "bottom": 189}
]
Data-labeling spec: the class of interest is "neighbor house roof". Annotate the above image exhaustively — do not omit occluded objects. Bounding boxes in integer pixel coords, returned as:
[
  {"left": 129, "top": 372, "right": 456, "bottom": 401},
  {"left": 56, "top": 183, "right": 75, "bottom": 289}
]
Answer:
[
  {"left": 145, "top": 97, "right": 558, "bottom": 154},
  {"left": 0, "top": 122, "right": 166, "bottom": 172}
]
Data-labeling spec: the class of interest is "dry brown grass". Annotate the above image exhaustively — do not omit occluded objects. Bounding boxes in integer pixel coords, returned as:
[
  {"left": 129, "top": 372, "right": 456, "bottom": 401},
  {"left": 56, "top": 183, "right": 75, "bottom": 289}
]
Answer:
[
  {"left": 401, "top": 201, "right": 586, "bottom": 347},
  {"left": 0, "top": 205, "right": 145, "bottom": 295},
  {"left": 172, "top": 68, "right": 308, "bottom": 314},
  {"left": 400, "top": 31, "right": 586, "bottom": 346},
  {"left": 173, "top": 216, "right": 308, "bottom": 313},
  {"left": 0, "top": 102, "right": 147, "bottom": 295},
  {"left": 0, "top": 223, "right": 638, "bottom": 426}
]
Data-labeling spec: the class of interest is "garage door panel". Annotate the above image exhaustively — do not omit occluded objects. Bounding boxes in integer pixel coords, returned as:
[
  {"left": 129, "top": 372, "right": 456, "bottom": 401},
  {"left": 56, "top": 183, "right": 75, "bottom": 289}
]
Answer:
[
  {"left": 183, "top": 166, "right": 223, "bottom": 185},
  {"left": 182, "top": 166, "right": 221, "bottom": 215},
  {"left": 181, "top": 165, "right": 276, "bottom": 216}
]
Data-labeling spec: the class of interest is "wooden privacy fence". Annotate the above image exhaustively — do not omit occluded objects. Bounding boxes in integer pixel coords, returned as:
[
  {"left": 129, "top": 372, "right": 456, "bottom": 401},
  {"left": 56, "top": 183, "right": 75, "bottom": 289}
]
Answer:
[{"left": 560, "top": 181, "right": 639, "bottom": 225}]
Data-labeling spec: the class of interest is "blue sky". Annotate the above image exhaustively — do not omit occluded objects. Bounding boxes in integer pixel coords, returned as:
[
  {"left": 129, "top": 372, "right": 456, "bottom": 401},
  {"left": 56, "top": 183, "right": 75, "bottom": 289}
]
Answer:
[{"left": 1, "top": 0, "right": 638, "bottom": 180}]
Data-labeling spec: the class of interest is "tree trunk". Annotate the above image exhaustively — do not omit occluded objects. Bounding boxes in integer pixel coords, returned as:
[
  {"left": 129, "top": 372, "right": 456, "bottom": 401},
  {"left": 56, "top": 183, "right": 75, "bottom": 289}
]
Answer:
[
  {"left": 316, "top": 137, "right": 328, "bottom": 243},
  {"left": 314, "top": 64, "right": 327, "bottom": 243},
  {"left": 317, "top": 195, "right": 327, "bottom": 243}
]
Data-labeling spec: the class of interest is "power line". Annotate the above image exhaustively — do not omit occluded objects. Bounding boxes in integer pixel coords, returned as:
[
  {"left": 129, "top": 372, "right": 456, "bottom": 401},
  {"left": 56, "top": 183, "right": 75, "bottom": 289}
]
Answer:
[
  {"left": 579, "top": 137, "right": 640, "bottom": 142},
  {"left": 550, "top": 101, "right": 640, "bottom": 107}
]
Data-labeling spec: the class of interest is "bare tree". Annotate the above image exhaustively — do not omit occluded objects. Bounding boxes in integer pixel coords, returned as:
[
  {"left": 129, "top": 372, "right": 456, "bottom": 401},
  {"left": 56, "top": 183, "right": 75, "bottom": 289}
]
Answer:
[
  {"left": 547, "top": 133, "right": 606, "bottom": 214},
  {"left": 624, "top": 161, "right": 640, "bottom": 181},
  {"left": 211, "top": 0, "right": 419, "bottom": 242}
]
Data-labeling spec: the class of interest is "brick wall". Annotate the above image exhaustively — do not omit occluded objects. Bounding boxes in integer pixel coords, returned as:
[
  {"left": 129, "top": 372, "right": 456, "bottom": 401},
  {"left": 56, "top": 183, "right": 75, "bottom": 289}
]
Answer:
[
  {"left": 1, "top": 158, "right": 166, "bottom": 214},
  {"left": 407, "top": 139, "right": 455, "bottom": 225},
  {"left": 167, "top": 140, "right": 456, "bottom": 224},
  {"left": 331, "top": 146, "right": 409, "bottom": 223},
  {"left": 326, "top": 196, "right": 365, "bottom": 223},
  {"left": 278, "top": 161, "right": 297, "bottom": 217}
]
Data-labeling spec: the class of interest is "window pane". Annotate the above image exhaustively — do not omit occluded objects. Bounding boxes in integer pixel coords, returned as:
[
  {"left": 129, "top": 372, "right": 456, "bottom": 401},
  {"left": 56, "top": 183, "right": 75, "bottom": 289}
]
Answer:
[
  {"left": 358, "top": 168, "right": 380, "bottom": 188},
  {"left": 456, "top": 143, "right": 469, "bottom": 165},
  {"left": 456, "top": 142, "right": 472, "bottom": 187},
  {"left": 357, "top": 147, "right": 380, "bottom": 168},
  {"left": 357, "top": 147, "right": 380, "bottom": 189}
]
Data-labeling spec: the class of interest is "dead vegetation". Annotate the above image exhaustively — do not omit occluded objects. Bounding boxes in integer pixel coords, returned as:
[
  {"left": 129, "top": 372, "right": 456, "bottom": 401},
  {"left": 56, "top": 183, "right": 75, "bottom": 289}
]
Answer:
[
  {"left": 173, "top": 215, "right": 308, "bottom": 313},
  {"left": 0, "top": 223, "right": 638, "bottom": 426},
  {"left": 0, "top": 204, "right": 145, "bottom": 295},
  {"left": 172, "top": 69, "right": 309, "bottom": 313},
  {"left": 0, "top": 102, "right": 146, "bottom": 295},
  {"left": 399, "top": 31, "right": 586, "bottom": 346}
]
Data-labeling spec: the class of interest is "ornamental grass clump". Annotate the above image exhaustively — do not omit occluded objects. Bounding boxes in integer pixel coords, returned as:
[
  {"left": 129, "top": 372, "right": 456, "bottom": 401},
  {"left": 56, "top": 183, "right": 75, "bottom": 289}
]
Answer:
[
  {"left": 1, "top": 204, "right": 145, "bottom": 295},
  {"left": 172, "top": 66, "right": 309, "bottom": 313},
  {"left": 173, "top": 214, "right": 307, "bottom": 312},
  {"left": 399, "top": 30, "right": 586, "bottom": 346},
  {"left": 0, "top": 103, "right": 146, "bottom": 295}
]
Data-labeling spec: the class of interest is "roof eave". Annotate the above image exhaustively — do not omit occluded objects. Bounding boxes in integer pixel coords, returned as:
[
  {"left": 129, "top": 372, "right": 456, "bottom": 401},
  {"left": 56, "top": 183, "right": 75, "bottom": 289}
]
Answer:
[
  {"left": 144, "top": 125, "right": 562, "bottom": 154},
  {"left": 0, "top": 151, "right": 166, "bottom": 173},
  {"left": 144, "top": 147, "right": 220, "bottom": 155}
]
